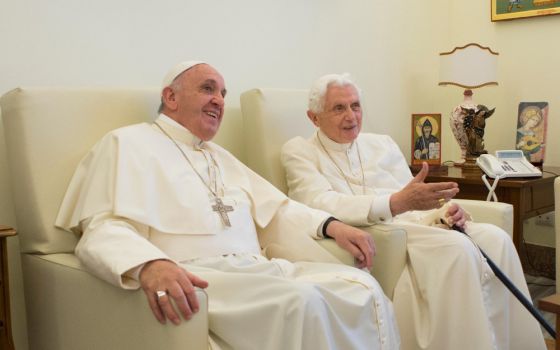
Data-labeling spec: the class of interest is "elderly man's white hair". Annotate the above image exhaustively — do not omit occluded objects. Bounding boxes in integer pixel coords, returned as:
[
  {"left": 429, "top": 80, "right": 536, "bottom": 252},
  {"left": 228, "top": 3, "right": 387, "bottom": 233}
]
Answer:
[{"left": 308, "top": 73, "right": 362, "bottom": 114}]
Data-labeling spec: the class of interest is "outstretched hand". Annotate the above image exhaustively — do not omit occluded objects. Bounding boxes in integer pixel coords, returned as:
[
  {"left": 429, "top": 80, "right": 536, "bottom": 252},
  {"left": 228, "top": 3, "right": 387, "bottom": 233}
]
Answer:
[
  {"left": 326, "top": 220, "right": 375, "bottom": 270},
  {"left": 390, "top": 162, "right": 459, "bottom": 216},
  {"left": 140, "top": 259, "right": 208, "bottom": 325}
]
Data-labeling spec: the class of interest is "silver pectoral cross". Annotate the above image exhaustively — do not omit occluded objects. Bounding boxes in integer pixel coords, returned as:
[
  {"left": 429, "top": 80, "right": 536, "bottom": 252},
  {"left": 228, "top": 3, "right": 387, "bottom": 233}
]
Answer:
[{"left": 212, "top": 197, "right": 234, "bottom": 227}]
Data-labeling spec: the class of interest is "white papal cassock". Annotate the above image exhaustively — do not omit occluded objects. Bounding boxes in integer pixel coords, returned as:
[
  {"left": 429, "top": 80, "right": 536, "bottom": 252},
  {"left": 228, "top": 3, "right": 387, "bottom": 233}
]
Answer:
[
  {"left": 55, "top": 114, "right": 400, "bottom": 350},
  {"left": 281, "top": 130, "right": 546, "bottom": 350}
]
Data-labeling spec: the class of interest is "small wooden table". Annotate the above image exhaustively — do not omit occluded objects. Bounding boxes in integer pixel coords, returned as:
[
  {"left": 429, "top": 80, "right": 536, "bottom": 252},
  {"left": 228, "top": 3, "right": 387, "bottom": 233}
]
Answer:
[
  {"left": 539, "top": 294, "right": 560, "bottom": 350},
  {"left": 410, "top": 165, "right": 559, "bottom": 253},
  {"left": 0, "top": 225, "right": 16, "bottom": 350}
]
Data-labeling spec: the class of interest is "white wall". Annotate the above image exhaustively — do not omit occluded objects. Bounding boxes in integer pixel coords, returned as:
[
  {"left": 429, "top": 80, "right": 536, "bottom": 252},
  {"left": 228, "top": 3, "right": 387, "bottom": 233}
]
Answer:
[{"left": 1, "top": 1, "right": 557, "bottom": 348}]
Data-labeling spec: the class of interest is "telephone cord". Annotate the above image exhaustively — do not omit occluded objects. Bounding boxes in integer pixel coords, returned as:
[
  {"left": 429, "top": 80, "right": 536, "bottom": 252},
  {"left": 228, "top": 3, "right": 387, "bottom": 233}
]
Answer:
[{"left": 481, "top": 174, "right": 503, "bottom": 202}]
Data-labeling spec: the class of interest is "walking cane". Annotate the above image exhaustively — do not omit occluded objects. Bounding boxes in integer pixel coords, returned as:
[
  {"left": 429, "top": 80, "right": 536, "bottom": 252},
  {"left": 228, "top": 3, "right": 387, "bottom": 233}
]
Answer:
[{"left": 452, "top": 224, "right": 556, "bottom": 339}]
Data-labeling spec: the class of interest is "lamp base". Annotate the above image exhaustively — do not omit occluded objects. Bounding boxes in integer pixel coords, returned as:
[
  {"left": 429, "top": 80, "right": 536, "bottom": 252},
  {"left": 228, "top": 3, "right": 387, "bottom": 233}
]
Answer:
[
  {"left": 449, "top": 90, "right": 495, "bottom": 171},
  {"left": 463, "top": 156, "right": 478, "bottom": 167},
  {"left": 457, "top": 155, "right": 482, "bottom": 173},
  {"left": 449, "top": 91, "right": 477, "bottom": 166},
  {"left": 452, "top": 158, "right": 466, "bottom": 166}
]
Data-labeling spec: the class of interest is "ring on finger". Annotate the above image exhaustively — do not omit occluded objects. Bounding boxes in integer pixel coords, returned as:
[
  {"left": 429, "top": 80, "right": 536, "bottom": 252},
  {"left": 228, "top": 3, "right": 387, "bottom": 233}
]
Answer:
[
  {"left": 438, "top": 198, "right": 445, "bottom": 207},
  {"left": 156, "top": 290, "right": 167, "bottom": 299}
]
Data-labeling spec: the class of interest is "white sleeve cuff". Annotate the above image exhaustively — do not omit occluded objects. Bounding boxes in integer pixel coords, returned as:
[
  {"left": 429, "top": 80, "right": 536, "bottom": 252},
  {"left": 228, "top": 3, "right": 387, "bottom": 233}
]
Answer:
[
  {"left": 317, "top": 221, "right": 326, "bottom": 238},
  {"left": 123, "top": 263, "right": 145, "bottom": 282},
  {"left": 367, "top": 193, "right": 393, "bottom": 223},
  {"left": 122, "top": 258, "right": 175, "bottom": 287}
]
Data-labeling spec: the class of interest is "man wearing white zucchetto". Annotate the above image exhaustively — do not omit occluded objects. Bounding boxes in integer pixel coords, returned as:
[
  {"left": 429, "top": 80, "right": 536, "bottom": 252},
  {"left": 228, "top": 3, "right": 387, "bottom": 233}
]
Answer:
[
  {"left": 55, "top": 61, "right": 401, "bottom": 349},
  {"left": 280, "top": 73, "right": 546, "bottom": 350}
]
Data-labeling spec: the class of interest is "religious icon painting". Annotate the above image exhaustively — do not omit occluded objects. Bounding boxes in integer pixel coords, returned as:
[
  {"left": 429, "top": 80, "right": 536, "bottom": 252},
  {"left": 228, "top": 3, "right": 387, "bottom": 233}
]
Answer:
[
  {"left": 515, "top": 102, "right": 548, "bottom": 165},
  {"left": 491, "top": 0, "right": 560, "bottom": 21},
  {"left": 411, "top": 113, "right": 442, "bottom": 166}
]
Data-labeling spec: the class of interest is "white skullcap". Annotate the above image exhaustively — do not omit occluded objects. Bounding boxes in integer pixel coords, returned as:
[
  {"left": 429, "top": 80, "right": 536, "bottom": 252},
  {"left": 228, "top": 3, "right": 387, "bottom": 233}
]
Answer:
[{"left": 161, "top": 60, "right": 206, "bottom": 91}]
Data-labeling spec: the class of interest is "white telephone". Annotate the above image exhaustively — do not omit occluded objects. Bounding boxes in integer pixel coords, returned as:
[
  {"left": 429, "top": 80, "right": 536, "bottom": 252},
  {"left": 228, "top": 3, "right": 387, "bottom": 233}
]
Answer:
[
  {"left": 476, "top": 150, "right": 542, "bottom": 202},
  {"left": 476, "top": 150, "right": 542, "bottom": 178}
]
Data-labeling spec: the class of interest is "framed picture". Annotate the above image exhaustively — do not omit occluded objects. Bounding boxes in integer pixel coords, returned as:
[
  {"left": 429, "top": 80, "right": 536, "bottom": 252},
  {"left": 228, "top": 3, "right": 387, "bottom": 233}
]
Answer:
[
  {"left": 411, "top": 114, "right": 441, "bottom": 166},
  {"left": 491, "top": 0, "right": 560, "bottom": 21},
  {"left": 515, "top": 102, "right": 549, "bottom": 164}
]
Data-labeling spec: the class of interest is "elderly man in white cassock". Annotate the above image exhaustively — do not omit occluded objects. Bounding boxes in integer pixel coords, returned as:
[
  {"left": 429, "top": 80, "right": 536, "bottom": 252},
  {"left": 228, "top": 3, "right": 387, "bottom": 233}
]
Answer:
[
  {"left": 55, "top": 62, "right": 401, "bottom": 350},
  {"left": 280, "top": 73, "right": 546, "bottom": 350}
]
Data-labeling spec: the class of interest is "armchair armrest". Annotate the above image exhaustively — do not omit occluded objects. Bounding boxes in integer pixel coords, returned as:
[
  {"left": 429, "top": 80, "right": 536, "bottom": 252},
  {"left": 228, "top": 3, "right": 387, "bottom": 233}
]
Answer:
[
  {"left": 304, "top": 201, "right": 509, "bottom": 300},
  {"left": 22, "top": 253, "right": 208, "bottom": 350},
  {"left": 318, "top": 224, "right": 407, "bottom": 299},
  {"left": 453, "top": 199, "right": 514, "bottom": 237}
]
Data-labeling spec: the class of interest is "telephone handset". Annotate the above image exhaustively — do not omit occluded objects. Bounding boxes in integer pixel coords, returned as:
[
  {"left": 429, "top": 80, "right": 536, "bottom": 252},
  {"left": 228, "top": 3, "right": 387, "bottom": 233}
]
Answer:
[
  {"left": 476, "top": 150, "right": 542, "bottom": 178},
  {"left": 476, "top": 150, "right": 541, "bottom": 202},
  {"left": 477, "top": 154, "right": 505, "bottom": 177}
]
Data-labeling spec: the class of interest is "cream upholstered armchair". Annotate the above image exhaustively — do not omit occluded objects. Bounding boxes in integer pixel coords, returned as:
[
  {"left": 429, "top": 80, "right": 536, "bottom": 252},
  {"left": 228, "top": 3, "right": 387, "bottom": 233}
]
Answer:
[
  {"left": 240, "top": 88, "right": 515, "bottom": 298},
  {"left": 0, "top": 88, "right": 208, "bottom": 350}
]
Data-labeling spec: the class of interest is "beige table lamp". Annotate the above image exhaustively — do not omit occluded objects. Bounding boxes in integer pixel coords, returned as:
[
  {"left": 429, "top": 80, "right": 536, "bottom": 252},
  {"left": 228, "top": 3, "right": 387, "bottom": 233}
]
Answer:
[{"left": 439, "top": 43, "right": 499, "bottom": 167}]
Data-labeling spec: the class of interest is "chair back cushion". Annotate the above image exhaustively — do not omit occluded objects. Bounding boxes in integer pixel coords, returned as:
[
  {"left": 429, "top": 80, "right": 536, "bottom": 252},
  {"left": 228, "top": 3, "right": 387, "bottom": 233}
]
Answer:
[
  {"left": 1, "top": 88, "right": 161, "bottom": 253},
  {"left": 240, "top": 88, "right": 314, "bottom": 193}
]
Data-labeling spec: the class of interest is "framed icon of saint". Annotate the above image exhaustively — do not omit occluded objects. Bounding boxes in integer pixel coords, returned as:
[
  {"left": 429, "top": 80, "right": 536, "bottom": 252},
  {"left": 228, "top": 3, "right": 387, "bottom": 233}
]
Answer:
[{"left": 411, "top": 113, "right": 442, "bottom": 166}]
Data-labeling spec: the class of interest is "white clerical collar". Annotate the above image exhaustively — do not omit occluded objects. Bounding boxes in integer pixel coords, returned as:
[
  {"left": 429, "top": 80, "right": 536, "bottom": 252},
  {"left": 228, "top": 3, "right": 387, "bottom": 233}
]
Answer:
[
  {"left": 316, "top": 129, "right": 355, "bottom": 152},
  {"left": 156, "top": 114, "right": 205, "bottom": 148}
]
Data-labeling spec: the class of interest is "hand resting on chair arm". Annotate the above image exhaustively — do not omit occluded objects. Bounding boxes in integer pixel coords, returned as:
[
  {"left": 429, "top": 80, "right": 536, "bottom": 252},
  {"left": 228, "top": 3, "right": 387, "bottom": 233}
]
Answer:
[
  {"left": 418, "top": 202, "right": 471, "bottom": 230},
  {"left": 444, "top": 203, "right": 469, "bottom": 229},
  {"left": 140, "top": 259, "right": 208, "bottom": 325},
  {"left": 76, "top": 212, "right": 209, "bottom": 326},
  {"left": 325, "top": 219, "right": 376, "bottom": 270}
]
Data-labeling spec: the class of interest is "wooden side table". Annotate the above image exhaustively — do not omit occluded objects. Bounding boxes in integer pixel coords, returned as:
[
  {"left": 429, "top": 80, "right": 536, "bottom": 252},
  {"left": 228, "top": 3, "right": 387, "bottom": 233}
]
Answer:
[
  {"left": 410, "top": 165, "right": 558, "bottom": 254},
  {"left": 0, "top": 225, "right": 16, "bottom": 350}
]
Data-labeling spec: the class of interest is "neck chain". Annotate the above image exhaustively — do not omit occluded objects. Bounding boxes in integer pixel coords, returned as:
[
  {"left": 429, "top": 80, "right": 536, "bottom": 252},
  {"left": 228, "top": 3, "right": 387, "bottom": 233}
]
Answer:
[
  {"left": 317, "top": 133, "right": 366, "bottom": 195},
  {"left": 154, "top": 121, "right": 233, "bottom": 227}
]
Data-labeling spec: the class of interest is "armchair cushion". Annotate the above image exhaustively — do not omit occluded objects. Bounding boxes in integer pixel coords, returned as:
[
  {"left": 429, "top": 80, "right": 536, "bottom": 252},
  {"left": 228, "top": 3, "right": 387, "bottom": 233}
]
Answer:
[
  {"left": 454, "top": 199, "right": 514, "bottom": 237},
  {"left": 23, "top": 254, "right": 208, "bottom": 350},
  {"left": 240, "top": 88, "right": 312, "bottom": 194}
]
